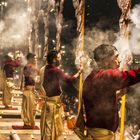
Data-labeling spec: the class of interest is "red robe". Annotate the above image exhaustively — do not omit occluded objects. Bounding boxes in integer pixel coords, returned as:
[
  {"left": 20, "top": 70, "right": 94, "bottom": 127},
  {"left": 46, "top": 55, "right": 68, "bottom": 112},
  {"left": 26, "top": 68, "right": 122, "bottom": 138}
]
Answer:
[
  {"left": 23, "top": 63, "right": 37, "bottom": 86},
  {"left": 83, "top": 68, "right": 140, "bottom": 132},
  {"left": 3, "top": 60, "right": 20, "bottom": 78},
  {"left": 43, "top": 64, "right": 76, "bottom": 97}
]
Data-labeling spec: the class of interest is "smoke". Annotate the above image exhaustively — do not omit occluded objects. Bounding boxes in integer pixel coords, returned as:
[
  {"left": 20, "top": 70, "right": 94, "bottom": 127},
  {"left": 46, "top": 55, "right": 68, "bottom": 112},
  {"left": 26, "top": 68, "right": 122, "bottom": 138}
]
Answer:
[
  {"left": 130, "top": 4, "right": 140, "bottom": 29},
  {"left": 114, "top": 36, "right": 133, "bottom": 68},
  {"left": 74, "top": 27, "right": 117, "bottom": 78},
  {"left": 129, "top": 4, "right": 140, "bottom": 55},
  {"left": 105, "top": 4, "right": 140, "bottom": 68},
  {"left": 126, "top": 84, "right": 140, "bottom": 127},
  {"left": 125, "top": 4, "right": 140, "bottom": 126},
  {"left": 84, "top": 28, "right": 116, "bottom": 51},
  {"left": 0, "top": 21, "right": 5, "bottom": 33},
  {"left": 113, "top": 4, "right": 140, "bottom": 66},
  {"left": 72, "top": 3, "right": 140, "bottom": 132},
  {"left": 1, "top": 1, "right": 28, "bottom": 50},
  {"left": 73, "top": 4, "right": 140, "bottom": 76}
]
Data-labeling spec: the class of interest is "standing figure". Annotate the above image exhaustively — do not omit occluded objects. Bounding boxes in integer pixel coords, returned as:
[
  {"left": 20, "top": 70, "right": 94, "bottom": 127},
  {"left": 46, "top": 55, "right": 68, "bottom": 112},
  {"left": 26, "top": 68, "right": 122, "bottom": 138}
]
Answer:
[
  {"left": 2, "top": 54, "right": 20, "bottom": 108},
  {"left": 75, "top": 44, "right": 140, "bottom": 140},
  {"left": 0, "top": 68, "right": 8, "bottom": 107},
  {"left": 40, "top": 50, "right": 82, "bottom": 140},
  {"left": 21, "top": 53, "right": 38, "bottom": 129}
]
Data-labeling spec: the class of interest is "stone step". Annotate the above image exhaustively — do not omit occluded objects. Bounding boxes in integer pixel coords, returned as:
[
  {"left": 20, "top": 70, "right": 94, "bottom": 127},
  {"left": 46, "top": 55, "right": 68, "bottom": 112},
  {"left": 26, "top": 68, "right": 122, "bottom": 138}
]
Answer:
[
  {"left": 0, "top": 109, "right": 41, "bottom": 119},
  {"left": 0, "top": 119, "right": 41, "bottom": 140},
  {"left": 0, "top": 114, "right": 41, "bottom": 119},
  {"left": 0, "top": 119, "right": 79, "bottom": 140}
]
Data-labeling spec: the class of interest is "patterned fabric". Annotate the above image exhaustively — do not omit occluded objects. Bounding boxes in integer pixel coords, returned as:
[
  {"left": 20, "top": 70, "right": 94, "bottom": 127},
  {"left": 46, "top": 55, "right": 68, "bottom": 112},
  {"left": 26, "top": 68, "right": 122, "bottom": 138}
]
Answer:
[{"left": 40, "top": 96, "right": 64, "bottom": 140}]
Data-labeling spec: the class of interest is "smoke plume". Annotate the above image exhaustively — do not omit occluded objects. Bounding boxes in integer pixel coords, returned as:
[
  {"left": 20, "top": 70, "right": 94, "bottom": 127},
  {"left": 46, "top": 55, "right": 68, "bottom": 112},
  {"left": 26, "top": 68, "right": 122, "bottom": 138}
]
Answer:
[{"left": 1, "top": 1, "right": 28, "bottom": 51}]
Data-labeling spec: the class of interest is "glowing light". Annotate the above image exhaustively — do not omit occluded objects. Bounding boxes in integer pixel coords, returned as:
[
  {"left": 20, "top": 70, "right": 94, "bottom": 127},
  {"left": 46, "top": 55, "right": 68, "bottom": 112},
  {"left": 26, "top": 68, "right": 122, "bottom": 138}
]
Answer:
[
  {"left": 61, "top": 45, "right": 65, "bottom": 49},
  {"left": 61, "top": 50, "right": 65, "bottom": 54},
  {"left": 50, "top": 9, "right": 54, "bottom": 12},
  {"left": 38, "top": 45, "right": 41, "bottom": 48},
  {"left": 75, "top": 99, "right": 78, "bottom": 102},
  {"left": 30, "top": 134, "right": 34, "bottom": 139},
  {"left": 4, "top": 2, "right": 7, "bottom": 7},
  {"left": 63, "top": 24, "right": 69, "bottom": 28},
  {"left": 52, "top": 40, "right": 55, "bottom": 43},
  {"left": 64, "top": 136, "right": 67, "bottom": 140},
  {"left": 27, "top": 7, "right": 32, "bottom": 12},
  {"left": 0, "top": 2, "right": 7, "bottom": 7},
  {"left": 8, "top": 52, "right": 14, "bottom": 59},
  {"left": 22, "top": 13, "right": 27, "bottom": 18},
  {"left": 12, "top": 34, "right": 21, "bottom": 39}
]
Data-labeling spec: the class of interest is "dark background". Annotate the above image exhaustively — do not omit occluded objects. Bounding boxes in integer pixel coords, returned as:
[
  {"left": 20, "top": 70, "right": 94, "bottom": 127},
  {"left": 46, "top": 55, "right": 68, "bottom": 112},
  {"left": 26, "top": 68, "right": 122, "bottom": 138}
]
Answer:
[{"left": 63, "top": 0, "right": 140, "bottom": 29}]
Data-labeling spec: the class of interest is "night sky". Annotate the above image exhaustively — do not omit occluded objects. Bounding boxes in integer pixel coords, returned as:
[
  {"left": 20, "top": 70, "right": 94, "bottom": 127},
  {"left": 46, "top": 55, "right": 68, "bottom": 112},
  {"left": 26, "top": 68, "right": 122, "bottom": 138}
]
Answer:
[{"left": 63, "top": 0, "right": 140, "bottom": 30}]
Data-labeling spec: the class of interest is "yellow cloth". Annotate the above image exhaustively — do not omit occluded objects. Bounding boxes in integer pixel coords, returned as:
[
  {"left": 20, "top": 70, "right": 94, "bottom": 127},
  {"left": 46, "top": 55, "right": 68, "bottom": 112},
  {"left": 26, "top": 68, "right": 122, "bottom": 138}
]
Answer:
[
  {"left": 3, "top": 79, "right": 13, "bottom": 107},
  {"left": 73, "top": 100, "right": 86, "bottom": 140},
  {"left": 86, "top": 128, "right": 115, "bottom": 140},
  {"left": 74, "top": 101, "right": 115, "bottom": 140},
  {"left": 39, "top": 66, "right": 46, "bottom": 96},
  {"left": 21, "top": 86, "right": 37, "bottom": 126},
  {"left": 0, "top": 69, "right": 13, "bottom": 107},
  {"left": 6, "top": 78, "right": 14, "bottom": 88},
  {"left": 40, "top": 96, "right": 64, "bottom": 140}
]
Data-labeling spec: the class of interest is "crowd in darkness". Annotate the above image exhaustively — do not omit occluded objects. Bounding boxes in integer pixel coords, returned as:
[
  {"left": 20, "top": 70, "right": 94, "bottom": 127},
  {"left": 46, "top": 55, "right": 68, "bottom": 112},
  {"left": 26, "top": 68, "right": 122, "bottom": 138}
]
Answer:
[{"left": 61, "top": 94, "right": 78, "bottom": 115}]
